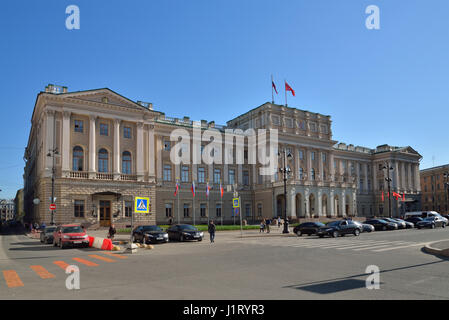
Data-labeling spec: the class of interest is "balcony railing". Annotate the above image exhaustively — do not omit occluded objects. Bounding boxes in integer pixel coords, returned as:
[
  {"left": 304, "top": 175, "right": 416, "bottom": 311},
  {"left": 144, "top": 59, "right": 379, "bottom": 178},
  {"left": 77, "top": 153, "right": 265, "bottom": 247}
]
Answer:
[
  {"left": 69, "top": 171, "right": 88, "bottom": 179},
  {"left": 120, "top": 174, "right": 138, "bottom": 181},
  {"left": 96, "top": 173, "right": 114, "bottom": 180}
]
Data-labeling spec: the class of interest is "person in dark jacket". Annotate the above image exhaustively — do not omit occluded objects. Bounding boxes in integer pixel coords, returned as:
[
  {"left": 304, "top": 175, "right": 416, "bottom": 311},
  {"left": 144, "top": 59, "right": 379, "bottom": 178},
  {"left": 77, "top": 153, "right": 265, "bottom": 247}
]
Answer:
[
  {"left": 208, "top": 220, "right": 216, "bottom": 243},
  {"left": 108, "top": 224, "right": 116, "bottom": 240}
]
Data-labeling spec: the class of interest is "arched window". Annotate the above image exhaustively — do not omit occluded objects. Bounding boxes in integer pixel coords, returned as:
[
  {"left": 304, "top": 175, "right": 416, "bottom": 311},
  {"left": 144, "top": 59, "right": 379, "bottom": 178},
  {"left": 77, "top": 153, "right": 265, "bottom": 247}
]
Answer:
[
  {"left": 72, "top": 146, "right": 84, "bottom": 171},
  {"left": 98, "top": 148, "right": 109, "bottom": 172},
  {"left": 122, "top": 151, "right": 132, "bottom": 174}
]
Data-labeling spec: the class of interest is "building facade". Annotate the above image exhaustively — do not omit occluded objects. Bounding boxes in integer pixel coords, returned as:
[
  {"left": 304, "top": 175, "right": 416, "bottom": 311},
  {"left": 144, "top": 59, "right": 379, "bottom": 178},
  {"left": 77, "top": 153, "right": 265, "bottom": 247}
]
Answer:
[
  {"left": 420, "top": 165, "right": 449, "bottom": 214},
  {"left": 0, "top": 200, "right": 15, "bottom": 222},
  {"left": 23, "top": 85, "right": 422, "bottom": 227}
]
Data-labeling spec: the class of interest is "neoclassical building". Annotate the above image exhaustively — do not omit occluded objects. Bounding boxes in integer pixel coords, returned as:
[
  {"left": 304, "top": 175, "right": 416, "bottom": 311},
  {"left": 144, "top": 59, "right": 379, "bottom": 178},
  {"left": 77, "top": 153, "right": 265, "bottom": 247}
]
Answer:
[{"left": 23, "top": 85, "right": 422, "bottom": 227}]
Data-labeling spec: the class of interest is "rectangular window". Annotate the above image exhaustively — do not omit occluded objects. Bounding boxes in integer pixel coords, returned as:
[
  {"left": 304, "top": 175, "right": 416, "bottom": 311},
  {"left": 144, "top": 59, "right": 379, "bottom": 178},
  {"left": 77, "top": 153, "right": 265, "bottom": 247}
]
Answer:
[
  {"left": 216, "top": 203, "right": 222, "bottom": 217},
  {"left": 214, "top": 169, "right": 221, "bottom": 184},
  {"left": 359, "top": 179, "right": 364, "bottom": 191},
  {"left": 257, "top": 203, "right": 262, "bottom": 217},
  {"left": 228, "top": 169, "right": 235, "bottom": 185},
  {"left": 322, "top": 153, "right": 326, "bottom": 163},
  {"left": 200, "top": 203, "right": 206, "bottom": 217},
  {"left": 164, "top": 140, "right": 171, "bottom": 151},
  {"left": 311, "top": 151, "right": 315, "bottom": 161},
  {"left": 299, "top": 150, "right": 304, "bottom": 160},
  {"left": 124, "top": 127, "right": 131, "bottom": 139},
  {"left": 181, "top": 166, "right": 189, "bottom": 183},
  {"left": 183, "top": 204, "right": 190, "bottom": 218},
  {"left": 165, "top": 203, "right": 172, "bottom": 217},
  {"left": 198, "top": 167, "right": 205, "bottom": 183},
  {"left": 163, "top": 165, "right": 172, "bottom": 181},
  {"left": 243, "top": 170, "right": 249, "bottom": 185},
  {"left": 74, "top": 120, "right": 83, "bottom": 133},
  {"left": 245, "top": 204, "right": 251, "bottom": 217},
  {"left": 125, "top": 201, "right": 133, "bottom": 217},
  {"left": 74, "top": 200, "right": 84, "bottom": 218},
  {"left": 100, "top": 123, "right": 108, "bottom": 136}
]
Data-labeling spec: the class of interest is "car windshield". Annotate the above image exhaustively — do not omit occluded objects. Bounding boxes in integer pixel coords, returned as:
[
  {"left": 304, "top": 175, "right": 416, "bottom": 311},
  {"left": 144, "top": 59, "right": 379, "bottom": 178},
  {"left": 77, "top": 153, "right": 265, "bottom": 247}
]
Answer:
[
  {"left": 62, "top": 226, "right": 83, "bottom": 233},
  {"left": 142, "top": 226, "right": 162, "bottom": 232},
  {"left": 315, "top": 222, "right": 325, "bottom": 227},
  {"left": 45, "top": 227, "right": 57, "bottom": 233},
  {"left": 179, "top": 225, "right": 197, "bottom": 231},
  {"left": 326, "top": 221, "right": 340, "bottom": 227},
  {"left": 424, "top": 217, "right": 435, "bottom": 221},
  {"left": 377, "top": 219, "right": 387, "bottom": 223}
]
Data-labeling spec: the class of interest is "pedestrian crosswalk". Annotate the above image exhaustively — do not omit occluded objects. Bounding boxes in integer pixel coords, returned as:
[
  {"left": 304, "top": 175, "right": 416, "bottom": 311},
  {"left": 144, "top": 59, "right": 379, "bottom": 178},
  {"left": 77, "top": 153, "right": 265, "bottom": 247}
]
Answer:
[
  {"left": 233, "top": 237, "right": 429, "bottom": 253},
  {"left": 1, "top": 252, "right": 129, "bottom": 289}
]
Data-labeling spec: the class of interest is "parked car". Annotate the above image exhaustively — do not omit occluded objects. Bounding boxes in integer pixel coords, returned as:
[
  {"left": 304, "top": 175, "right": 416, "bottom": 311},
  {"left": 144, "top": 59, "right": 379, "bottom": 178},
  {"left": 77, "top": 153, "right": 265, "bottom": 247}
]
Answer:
[
  {"left": 363, "top": 219, "right": 398, "bottom": 231},
  {"left": 132, "top": 225, "right": 168, "bottom": 244},
  {"left": 416, "top": 216, "right": 447, "bottom": 229},
  {"left": 53, "top": 224, "right": 89, "bottom": 249},
  {"left": 167, "top": 224, "right": 204, "bottom": 242},
  {"left": 40, "top": 226, "right": 57, "bottom": 244},
  {"left": 383, "top": 218, "right": 406, "bottom": 229},
  {"left": 352, "top": 221, "right": 375, "bottom": 232},
  {"left": 391, "top": 218, "right": 414, "bottom": 229},
  {"left": 442, "top": 214, "right": 449, "bottom": 220},
  {"left": 405, "top": 216, "right": 424, "bottom": 227},
  {"left": 316, "top": 220, "right": 362, "bottom": 238},
  {"left": 293, "top": 222, "right": 325, "bottom": 236}
]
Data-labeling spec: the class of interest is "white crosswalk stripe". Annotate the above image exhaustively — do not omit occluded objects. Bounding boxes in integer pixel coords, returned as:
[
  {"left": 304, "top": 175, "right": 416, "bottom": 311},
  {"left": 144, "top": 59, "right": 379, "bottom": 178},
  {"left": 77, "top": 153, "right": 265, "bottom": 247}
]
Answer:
[{"left": 234, "top": 237, "right": 425, "bottom": 253}]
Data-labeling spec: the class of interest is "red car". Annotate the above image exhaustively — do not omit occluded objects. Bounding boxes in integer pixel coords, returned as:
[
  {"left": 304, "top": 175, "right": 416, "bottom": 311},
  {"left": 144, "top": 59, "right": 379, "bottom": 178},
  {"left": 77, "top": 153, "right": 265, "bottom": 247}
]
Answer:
[{"left": 53, "top": 224, "right": 89, "bottom": 249}]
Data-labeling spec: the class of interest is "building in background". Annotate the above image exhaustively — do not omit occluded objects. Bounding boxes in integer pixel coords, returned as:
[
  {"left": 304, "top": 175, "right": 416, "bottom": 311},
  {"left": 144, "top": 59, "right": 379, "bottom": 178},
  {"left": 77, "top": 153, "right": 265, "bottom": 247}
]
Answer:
[
  {"left": 23, "top": 85, "right": 422, "bottom": 227},
  {"left": 420, "top": 165, "right": 449, "bottom": 214},
  {"left": 0, "top": 199, "right": 15, "bottom": 221},
  {"left": 14, "top": 189, "right": 24, "bottom": 223}
]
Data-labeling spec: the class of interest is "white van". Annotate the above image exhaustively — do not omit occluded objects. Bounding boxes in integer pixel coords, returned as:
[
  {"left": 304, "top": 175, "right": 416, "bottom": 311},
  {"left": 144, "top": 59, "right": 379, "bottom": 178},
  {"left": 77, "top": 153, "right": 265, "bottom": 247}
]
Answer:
[{"left": 404, "top": 211, "right": 443, "bottom": 219}]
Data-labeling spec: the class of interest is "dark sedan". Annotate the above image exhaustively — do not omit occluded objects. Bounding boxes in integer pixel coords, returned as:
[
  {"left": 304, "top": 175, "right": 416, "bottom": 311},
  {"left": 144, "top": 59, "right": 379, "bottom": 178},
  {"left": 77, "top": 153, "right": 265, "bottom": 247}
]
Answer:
[
  {"left": 352, "top": 221, "right": 375, "bottom": 232},
  {"left": 40, "top": 226, "right": 57, "bottom": 244},
  {"left": 132, "top": 225, "right": 168, "bottom": 244},
  {"left": 167, "top": 224, "right": 204, "bottom": 242},
  {"left": 405, "top": 216, "right": 423, "bottom": 227},
  {"left": 416, "top": 216, "right": 447, "bottom": 229},
  {"left": 293, "top": 222, "right": 325, "bottom": 236},
  {"left": 317, "top": 220, "right": 362, "bottom": 238},
  {"left": 364, "top": 219, "right": 398, "bottom": 231},
  {"left": 392, "top": 218, "right": 414, "bottom": 229},
  {"left": 383, "top": 218, "right": 405, "bottom": 229}
]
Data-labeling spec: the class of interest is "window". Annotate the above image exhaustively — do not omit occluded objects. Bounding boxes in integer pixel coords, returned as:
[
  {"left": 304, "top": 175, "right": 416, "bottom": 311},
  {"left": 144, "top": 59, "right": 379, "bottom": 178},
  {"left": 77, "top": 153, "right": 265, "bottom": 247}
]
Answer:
[
  {"left": 163, "top": 165, "right": 172, "bottom": 181},
  {"left": 164, "top": 141, "right": 171, "bottom": 151},
  {"left": 98, "top": 148, "right": 109, "bottom": 172},
  {"left": 311, "top": 152, "right": 315, "bottom": 161},
  {"left": 100, "top": 123, "right": 108, "bottom": 136},
  {"left": 299, "top": 150, "right": 304, "bottom": 160},
  {"left": 165, "top": 203, "right": 172, "bottom": 217},
  {"left": 124, "top": 127, "right": 131, "bottom": 139},
  {"left": 74, "top": 120, "right": 83, "bottom": 133},
  {"left": 367, "top": 180, "right": 372, "bottom": 191},
  {"left": 198, "top": 167, "right": 205, "bottom": 183},
  {"left": 125, "top": 201, "right": 133, "bottom": 217},
  {"left": 257, "top": 203, "right": 262, "bottom": 217},
  {"left": 183, "top": 204, "right": 190, "bottom": 217},
  {"left": 309, "top": 122, "right": 317, "bottom": 132},
  {"left": 245, "top": 204, "right": 251, "bottom": 217},
  {"left": 122, "top": 151, "right": 132, "bottom": 174},
  {"left": 272, "top": 115, "right": 280, "bottom": 126},
  {"left": 228, "top": 169, "right": 235, "bottom": 185},
  {"left": 200, "top": 204, "right": 206, "bottom": 217},
  {"left": 243, "top": 170, "right": 249, "bottom": 185},
  {"left": 72, "top": 146, "right": 83, "bottom": 171},
  {"left": 214, "top": 169, "right": 221, "bottom": 184},
  {"left": 74, "top": 200, "right": 84, "bottom": 218},
  {"left": 311, "top": 168, "right": 316, "bottom": 180},
  {"left": 181, "top": 166, "right": 189, "bottom": 182},
  {"left": 322, "top": 153, "right": 326, "bottom": 163},
  {"left": 216, "top": 203, "right": 222, "bottom": 217},
  {"left": 360, "top": 179, "right": 364, "bottom": 190}
]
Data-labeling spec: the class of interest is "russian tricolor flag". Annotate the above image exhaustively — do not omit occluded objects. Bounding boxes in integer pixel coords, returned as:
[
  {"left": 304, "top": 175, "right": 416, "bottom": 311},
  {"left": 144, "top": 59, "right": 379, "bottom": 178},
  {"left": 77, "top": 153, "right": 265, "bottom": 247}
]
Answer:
[{"left": 191, "top": 181, "right": 196, "bottom": 198}]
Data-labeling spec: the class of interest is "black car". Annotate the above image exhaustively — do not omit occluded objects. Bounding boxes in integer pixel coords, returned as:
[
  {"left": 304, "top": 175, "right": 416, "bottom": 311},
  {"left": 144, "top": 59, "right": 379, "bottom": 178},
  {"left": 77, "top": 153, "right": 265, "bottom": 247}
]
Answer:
[
  {"left": 167, "top": 224, "right": 204, "bottom": 242},
  {"left": 383, "top": 218, "right": 405, "bottom": 229},
  {"left": 416, "top": 216, "right": 446, "bottom": 229},
  {"left": 364, "top": 219, "right": 398, "bottom": 231},
  {"left": 391, "top": 218, "right": 414, "bottom": 229},
  {"left": 132, "top": 225, "right": 168, "bottom": 244},
  {"left": 293, "top": 222, "right": 325, "bottom": 236},
  {"left": 405, "top": 216, "right": 423, "bottom": 227},
  {"left": 316, "top": 220, "right": 362, "bottom": 238},
  {"left": 352, "top": 221, "right": 375, "bottom": 232},
  {"left": 40, "top": 226, "right": 57, "bottom": 244}
]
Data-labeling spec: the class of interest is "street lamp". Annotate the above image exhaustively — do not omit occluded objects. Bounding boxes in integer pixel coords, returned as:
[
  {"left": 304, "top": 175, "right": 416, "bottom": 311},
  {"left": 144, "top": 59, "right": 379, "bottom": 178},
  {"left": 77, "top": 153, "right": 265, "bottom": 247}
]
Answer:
[
  {"left": 381, "top": 161, "right": 394, "bottom": 218},
  {"left": 278, "top": 148, "right": 292, "bottom": 234},
  {"left": 47, "top": 147, "right": 59, "bottom": 225},
  {"left": 443, "top": 172, "right": 449, "bottom": 214}
]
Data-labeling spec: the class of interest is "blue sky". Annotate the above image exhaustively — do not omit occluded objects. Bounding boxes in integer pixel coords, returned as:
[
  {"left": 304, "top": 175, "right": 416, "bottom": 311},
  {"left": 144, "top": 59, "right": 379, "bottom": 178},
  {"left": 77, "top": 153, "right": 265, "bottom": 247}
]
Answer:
[{"left": 0, "top": 0, "right": 448, "bottom": 198}]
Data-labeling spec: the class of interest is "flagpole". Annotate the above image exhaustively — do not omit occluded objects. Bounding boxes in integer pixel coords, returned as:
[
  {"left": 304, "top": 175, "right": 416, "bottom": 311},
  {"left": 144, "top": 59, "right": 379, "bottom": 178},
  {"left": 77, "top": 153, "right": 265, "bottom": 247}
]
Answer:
[
  {"left": 271, "top": 75, "right": 274, "bottom": 104},
  {"left": 177, "top": 181, "right": 180, "bottom": 224},
  {"left": 285, "top": 79, "right": 287, "bottom": 107},
  {"left": 193, "top": 181, "right": 196, "bottom": 226},
  {"left": 221, "top": 183, "right": 223, "bottom": 226},
  {"left": 207, "top": 183, "right": 210, "bottom": 226}
]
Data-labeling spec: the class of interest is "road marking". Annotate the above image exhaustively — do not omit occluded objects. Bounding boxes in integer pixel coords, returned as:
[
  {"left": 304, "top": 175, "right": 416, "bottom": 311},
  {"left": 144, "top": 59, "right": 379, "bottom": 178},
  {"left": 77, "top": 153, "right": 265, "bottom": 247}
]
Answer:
[
  {"left": 371, "top": 242, "right": 427, "bottom": 252},
  {"left": 72, "top": 257, "right": 99, "bottom": 266},
  {"left": 103, "top": 252, "right": 128, "bottom": 259},
  {"left": 335, "top": 241, "right": 403, "bottom": 250},
  {"left": 30, "top": 265, "right": 55, "bottom": 279},
  {"left": 53, "top": 261, "right": 70, "bottom": 270},
  {"left": 88, "top": 254, "right": 115, "bottom": 263},
  {"left": 315, "top": 240, "right": 387, "bottom": 249},
  {"left": 3, "top": 270, "right": 24, "bottom": 288}
]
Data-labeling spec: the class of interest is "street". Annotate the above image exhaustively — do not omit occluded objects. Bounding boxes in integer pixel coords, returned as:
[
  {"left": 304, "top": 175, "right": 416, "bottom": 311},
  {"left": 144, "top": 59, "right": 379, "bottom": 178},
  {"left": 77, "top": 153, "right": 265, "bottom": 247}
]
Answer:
[{"left": 0, "top": 226, "right": 448, "bottom": 299}]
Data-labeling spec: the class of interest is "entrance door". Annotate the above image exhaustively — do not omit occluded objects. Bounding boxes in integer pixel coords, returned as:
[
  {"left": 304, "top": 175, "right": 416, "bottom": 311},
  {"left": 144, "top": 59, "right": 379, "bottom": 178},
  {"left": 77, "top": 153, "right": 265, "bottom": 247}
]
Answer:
[{"left": 99, "top": 200, "right": 111, "bottom": 227}]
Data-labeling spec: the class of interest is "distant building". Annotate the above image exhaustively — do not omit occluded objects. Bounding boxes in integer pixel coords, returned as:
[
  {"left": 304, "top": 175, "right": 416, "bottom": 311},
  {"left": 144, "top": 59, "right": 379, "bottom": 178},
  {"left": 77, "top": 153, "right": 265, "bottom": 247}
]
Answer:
[
  {"left": 23, "top": 85, "right": 422, "bottom": 227},
  {"left": 420, "top": 165, "right": 449, "bottom": 214},
  {"left": 14, "top": 189, "right": 24, "bottom": 223},
  {"left": 0, "top": 200, "right": 15, "bottom": 221}
]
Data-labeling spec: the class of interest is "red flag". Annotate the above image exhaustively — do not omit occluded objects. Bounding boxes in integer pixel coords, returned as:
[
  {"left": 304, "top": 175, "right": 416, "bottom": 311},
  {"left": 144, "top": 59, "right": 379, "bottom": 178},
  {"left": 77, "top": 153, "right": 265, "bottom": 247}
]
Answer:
[
  {"left": 220, "top": 183, "right": 224, "bottom": 198},
  {"left": 191, "top": 181, "right": 196, "bottom": 198},
  {"left": 174, "top": 182, "right": 179, "bottom": 196},
  {"left": 285, "top": 81, "right": 295, "bottom": 96},
  {"left": 272, "top": 81, "right": 278, "bottom": 94},
  {"left": 402, "top": 194, "right": 405, "bottom": 201},
  {"left": 381, "top": 191, "right": 384, "bottom": 201}
]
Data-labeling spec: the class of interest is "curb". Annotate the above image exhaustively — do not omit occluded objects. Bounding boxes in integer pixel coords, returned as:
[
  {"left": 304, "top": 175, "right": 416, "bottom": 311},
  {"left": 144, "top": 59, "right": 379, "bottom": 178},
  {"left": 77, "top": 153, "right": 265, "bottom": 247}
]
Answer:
[{"left": 423, "top": 241, "right": 449, "bottom": 258}]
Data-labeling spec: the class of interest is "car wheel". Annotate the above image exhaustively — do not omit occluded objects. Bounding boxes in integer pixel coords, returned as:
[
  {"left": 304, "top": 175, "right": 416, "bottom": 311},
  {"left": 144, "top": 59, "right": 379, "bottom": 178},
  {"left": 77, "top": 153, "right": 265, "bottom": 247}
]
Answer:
[
  {"left": 180, "top": 234, "right": 184, "bottom": 242},
  {"left": 382, "top": 226, "right": 386, "bottom": 231},
  {"left": 442, "top": 223, "right": 446, "bottom": 228},
  {"left": 319, "top": 235, "right": 324, "bottom": 238},
  {"left": 354, "top": 229, "right": 360, "bottom": 236},
  {"left": 332, "top": 231, "right": 339, "bottom": 238},
  {"left": 296, "top": 230, "right": 302, "bottom": 237},
  {"left": 198, "top": 237, "right": 202, "bottom": 242},
  {"left": 431, "top": 224, "right": 435, "bottom": 229}
]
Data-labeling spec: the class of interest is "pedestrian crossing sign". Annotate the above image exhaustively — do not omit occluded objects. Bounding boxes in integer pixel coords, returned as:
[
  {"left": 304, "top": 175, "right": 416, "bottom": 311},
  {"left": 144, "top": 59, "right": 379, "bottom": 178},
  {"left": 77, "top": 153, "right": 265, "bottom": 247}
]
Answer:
[
  {"left": 233, "top": 198, "right": 239, "bottom": 208},
  {"left": 134, "top": 197, "right": 150, "bottom": 213}
]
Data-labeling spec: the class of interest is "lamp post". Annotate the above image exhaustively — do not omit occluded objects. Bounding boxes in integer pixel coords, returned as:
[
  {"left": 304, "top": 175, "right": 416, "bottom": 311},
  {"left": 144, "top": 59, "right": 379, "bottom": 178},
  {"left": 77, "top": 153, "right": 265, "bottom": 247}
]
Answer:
[
  {"left": 278, "top": 148, "right": 292, "bottom": 234},
  {"left": 47, "top": 147, "right": 58, "bottom": 225},
  {"left": 444, "top": 172, "right": 449, "bottom": 214},
  {"left": 381, "top": 161, "right": 394, "bottom": 218}
]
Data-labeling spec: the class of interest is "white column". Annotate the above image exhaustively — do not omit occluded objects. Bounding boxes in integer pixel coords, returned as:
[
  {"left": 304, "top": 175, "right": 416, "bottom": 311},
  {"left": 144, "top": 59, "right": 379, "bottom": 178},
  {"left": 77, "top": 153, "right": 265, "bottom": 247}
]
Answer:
[
  {"left": 136, "top": 122, "right": 144, "bottom": 180},
  {"left": 341, "top": 191, "right": 346, "bottom": 216},
  {"left": 88, "top": 115, "right": 97, "bottom": 176},
  {"left": 307, "top": 149, "right": 312, "bottom": 181},
  {"left": 294, "top": 147, "right": 300, "bottom": 180},
  {"left": 373, "top": 162, "right": 378, "bottom": 192},
  {"left": 329, "top": 153, "right": 335, "bottom": 181},
  {"left": 401, "top": 162, "right": 406, "bottom": 192},
  {"left": 407, "top": 163, "right": 412, "bottom": 191},
  {"left": 61, "top": 111, "right": 71, "bottom": 174},
  {"left": 394, "top": 161, "right": 400, "bottom": 191},
  {"left": 319, "top": 152, "right": 324, "bottom": 181},
  {"left": 44, "top": 109, "right": 55, "bottom": 173},
  {"left": 290, "top": 190, "right": 296, "bottom": 218},
  {"left": 148, "top": 125, "right": 155, "bottom": 179},
  {"left": 356, "top": 162, "right": 360, "bottom": 190},
  {"left": 156, "top": 136, "right": 162, "bottom": 181},
  {"left": 415, "top": 164, "right": 421, "bottom": 192},
  {"left": 317, "top": 191, "right": 323, "bottom": 217},
  {"left": 363, "top": 163, "right": 368, "bottom": 193},
  {"left": 113, "top": 119, "right": 121, "bottom": 176}
]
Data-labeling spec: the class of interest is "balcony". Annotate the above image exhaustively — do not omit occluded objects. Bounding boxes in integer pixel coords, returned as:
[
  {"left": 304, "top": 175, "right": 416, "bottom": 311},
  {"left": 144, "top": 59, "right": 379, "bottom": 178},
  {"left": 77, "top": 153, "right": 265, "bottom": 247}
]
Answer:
[
  {"left": 96, "top": 173, "right": 114, "bottom": 180},
  {"left": 120, "top": 174, "right": 138, "bottom": 181},
  {"left": 69, "top": 171, "right": 88, "bottom": 179}
]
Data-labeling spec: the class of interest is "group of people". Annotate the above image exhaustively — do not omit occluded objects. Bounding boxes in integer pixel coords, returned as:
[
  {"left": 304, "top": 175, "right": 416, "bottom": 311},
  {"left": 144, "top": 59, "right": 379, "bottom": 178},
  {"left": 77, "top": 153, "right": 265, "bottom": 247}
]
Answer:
[{"left": 260, "top": 217, "right": 283, "bottom": 233}]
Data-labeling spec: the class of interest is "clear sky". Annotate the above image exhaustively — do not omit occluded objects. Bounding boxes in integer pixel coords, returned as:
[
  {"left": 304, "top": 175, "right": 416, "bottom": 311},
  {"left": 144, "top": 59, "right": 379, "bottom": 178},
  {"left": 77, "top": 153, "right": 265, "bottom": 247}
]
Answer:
[{"left": 0, "top": 0, "right": 448, "bottom": 198}]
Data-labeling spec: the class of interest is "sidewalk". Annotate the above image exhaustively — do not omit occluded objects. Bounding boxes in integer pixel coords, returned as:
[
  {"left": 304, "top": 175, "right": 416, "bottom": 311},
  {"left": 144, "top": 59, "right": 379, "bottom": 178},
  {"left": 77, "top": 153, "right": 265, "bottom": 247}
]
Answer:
[{"left": 423, "top": 240, "right": 449, "bottom": 258}]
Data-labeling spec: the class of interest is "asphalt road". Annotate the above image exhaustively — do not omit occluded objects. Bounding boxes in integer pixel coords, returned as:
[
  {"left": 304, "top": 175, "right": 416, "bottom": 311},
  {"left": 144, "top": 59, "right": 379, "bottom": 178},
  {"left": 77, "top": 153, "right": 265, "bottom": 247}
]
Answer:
[{"left": 0, "top": 226, "right": 448, "bottom": 300}]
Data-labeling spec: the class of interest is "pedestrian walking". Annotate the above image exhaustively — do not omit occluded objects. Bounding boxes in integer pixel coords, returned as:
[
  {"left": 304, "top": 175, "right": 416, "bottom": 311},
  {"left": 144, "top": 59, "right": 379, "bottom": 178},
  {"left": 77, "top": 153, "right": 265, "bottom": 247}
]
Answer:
[
  {"left": 266, "top": 218, "right": 271, "bottom": 233},
  {"left": 278, "top": 216, "right": 281, "bottom": 228},
  {"left": 108, "top": 224, "right": 116, "bottom": 240},
  {"left": 260, "top": 219, "right": 266, "bottom": 233},
  {"left": 208, "top": 220, "right": 216, "bottom": 243}
]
